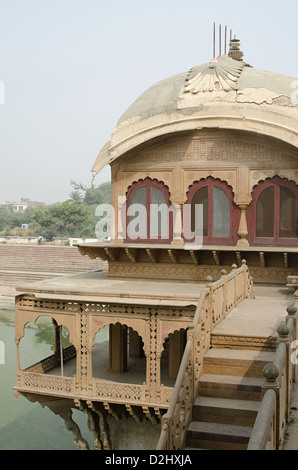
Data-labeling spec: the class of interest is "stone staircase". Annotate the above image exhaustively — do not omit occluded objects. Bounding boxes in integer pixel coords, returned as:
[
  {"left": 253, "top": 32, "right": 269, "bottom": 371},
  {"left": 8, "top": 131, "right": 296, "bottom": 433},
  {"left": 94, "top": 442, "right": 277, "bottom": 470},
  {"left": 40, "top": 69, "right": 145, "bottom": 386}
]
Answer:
[
  {"left": 186, "top": 348, "right": 275, "bottom": 450},
  {"left": 0, "top": 245, "right": 107, "bottom": 285}
]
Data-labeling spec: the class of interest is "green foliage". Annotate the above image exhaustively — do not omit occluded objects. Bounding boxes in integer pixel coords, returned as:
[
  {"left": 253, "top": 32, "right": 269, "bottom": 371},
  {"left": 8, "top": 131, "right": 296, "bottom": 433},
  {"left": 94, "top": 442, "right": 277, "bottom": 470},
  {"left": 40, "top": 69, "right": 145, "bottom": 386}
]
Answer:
[
  {"left": 0, "top": 205, "right": 40, "bottom": 234},
  {"left": 35, "top": 324, "right": 71, "bottom": 351},
  {"left": 0, "top": 181, "right": 111, "bottom": 241},
  {"left": 32, "top": 200, "right": 91, "bottom": 239},
  {"left": 83, "top": 181, "right": 111, "bottom": 207}
]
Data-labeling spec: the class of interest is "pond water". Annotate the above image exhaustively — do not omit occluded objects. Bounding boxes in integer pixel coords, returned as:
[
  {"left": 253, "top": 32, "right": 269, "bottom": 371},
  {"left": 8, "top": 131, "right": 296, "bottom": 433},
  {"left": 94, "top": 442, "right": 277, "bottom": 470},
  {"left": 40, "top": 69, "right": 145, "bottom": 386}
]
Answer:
[{"left": 0, "top": 309, "right": 160, "bottom": 450}]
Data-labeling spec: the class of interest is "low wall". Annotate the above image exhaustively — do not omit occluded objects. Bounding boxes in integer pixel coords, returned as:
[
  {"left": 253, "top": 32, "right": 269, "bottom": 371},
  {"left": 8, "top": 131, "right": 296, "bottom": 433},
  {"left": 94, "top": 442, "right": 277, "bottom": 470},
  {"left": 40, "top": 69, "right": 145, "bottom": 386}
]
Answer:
[
  {"left": 0, "top": 236, "right": 40, "bottom": 245},
  {"left": 0, "top": 237, "right": 99, "bottom": 246}
]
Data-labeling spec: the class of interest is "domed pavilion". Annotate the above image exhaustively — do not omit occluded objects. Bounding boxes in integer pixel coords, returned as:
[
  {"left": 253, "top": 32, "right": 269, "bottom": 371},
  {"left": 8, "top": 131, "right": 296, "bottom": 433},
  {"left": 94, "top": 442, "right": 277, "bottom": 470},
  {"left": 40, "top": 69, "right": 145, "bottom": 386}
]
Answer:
[
  {"left": 78, "top": 37, "right": 298, "bottom": 284},
  {"left": 13, "top": 36, "right": 298, "bottom": 450}
]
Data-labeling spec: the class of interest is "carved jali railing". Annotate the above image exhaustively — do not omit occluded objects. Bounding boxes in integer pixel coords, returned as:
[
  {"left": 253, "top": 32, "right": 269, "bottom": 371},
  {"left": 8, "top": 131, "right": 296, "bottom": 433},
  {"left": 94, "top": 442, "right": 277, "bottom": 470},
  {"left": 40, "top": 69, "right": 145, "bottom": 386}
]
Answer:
[
  {"left": 156, "top": 260, "right": 254, "bottom": 450},
  {"left": 19, "top": 345, "right": 77, "bottom": 394}
]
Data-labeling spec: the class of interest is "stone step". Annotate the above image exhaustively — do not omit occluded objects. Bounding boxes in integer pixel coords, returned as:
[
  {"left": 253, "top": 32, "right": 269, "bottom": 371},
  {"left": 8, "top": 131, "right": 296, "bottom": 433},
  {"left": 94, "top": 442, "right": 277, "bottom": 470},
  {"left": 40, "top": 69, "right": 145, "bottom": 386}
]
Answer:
[
  {"left": 0, "top": 267, "right": 93, "bottom": 274},
  {"left": 198, "top": 374, "right": 263, "bottom": 401},
  {"left": 0, "top": 245, "right": 107, "bottom": 281},
  {"left": 203, "top": 348, "right": 275, "bottom": 378},
  {"left": 193, "top": 395, "right": 260, "bottom": 426},
  {"left": 186, "top": 421, "right": 252, "bottom": 450}
]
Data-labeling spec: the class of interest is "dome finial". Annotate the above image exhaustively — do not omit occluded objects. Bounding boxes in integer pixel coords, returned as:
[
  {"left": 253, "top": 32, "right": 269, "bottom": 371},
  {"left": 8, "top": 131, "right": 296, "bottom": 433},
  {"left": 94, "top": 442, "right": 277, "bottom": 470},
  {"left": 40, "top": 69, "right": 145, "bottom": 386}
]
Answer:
[
  {"left": 213, "top": 23, "right": 244, "bottom": 61},
  {"left": 229, "top": 35, "right": 244, "bottom": 61}
]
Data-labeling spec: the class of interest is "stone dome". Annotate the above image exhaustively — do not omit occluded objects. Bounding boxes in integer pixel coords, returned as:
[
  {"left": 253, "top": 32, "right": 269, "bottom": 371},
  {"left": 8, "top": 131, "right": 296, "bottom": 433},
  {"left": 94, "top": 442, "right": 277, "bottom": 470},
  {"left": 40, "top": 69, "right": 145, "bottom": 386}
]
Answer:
[{"left": 92, "top": 55, "right": 298, "bottom": 174}]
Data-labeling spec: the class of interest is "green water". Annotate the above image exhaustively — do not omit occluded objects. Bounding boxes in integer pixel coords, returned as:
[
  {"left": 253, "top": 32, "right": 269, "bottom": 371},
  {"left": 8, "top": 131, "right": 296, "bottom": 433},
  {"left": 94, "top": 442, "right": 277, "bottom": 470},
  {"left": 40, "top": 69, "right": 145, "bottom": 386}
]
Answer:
[
  {"left": 0, "top": 309, "right": 92, "bottom": 450},
  {"left": 0, "top": 309, "right": 160, "bottom": 450}
]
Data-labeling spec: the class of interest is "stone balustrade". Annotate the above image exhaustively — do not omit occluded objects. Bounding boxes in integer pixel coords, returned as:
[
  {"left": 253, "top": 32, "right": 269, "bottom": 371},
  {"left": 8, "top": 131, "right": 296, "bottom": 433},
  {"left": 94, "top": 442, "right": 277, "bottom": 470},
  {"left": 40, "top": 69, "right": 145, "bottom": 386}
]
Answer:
[
  {"left": 248, "top": 304, "right": 298, "bottom": 450},
  {"left": 156, "top": 261, "right": 253, "bottom": 450}
]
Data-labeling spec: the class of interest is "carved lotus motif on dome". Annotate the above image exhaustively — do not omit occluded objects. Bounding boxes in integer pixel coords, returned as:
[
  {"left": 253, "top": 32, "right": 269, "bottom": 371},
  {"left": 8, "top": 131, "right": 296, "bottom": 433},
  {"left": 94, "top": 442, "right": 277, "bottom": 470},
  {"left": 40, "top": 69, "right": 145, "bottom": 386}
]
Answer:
[{"left": 184, "top": 56, "right": 247, "bottom": 93}]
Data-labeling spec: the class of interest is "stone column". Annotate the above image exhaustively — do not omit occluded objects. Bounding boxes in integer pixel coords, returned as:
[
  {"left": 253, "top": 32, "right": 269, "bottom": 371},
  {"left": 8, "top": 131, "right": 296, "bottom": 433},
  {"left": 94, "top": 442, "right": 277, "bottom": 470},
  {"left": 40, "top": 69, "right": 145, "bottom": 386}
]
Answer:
[
  {"left": 171, "top": 203, "right": 184, "bottom": 245},
  {"left": 129, "top": 328, "right": 144, "bottom": 358},
  {"left": 171, "top": 167, "right": 185, "bottom": 246},
  {"left": 112, "top": 168, "right": 125, "bottom": 243},
  {"left": 52, "top": 319, "right": 61, "bottom": 367},
  {"left": 15, "top": 339, "right": 21, "bottom": 386},
  {"left": 237, "top": 204, "right": 250, "bottom": 247},
  {"left": 235, "top": 166, "right": 251, "bottom": 247},
  {"left": 169, "top": 329, "right": 186, "bottom": 379},
  {"left": 145, "top": 314, "right": 159, "bottom": 402},
  {"left": 109, "top": 323, "right": 127, "bottom": 372}
]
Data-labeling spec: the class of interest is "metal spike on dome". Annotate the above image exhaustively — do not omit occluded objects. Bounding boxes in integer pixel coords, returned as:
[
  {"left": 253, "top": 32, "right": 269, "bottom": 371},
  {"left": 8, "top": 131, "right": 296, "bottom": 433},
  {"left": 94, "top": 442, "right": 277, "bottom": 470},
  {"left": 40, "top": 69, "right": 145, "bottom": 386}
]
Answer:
[{"left": 213, "top": 22, "right": 216, "bottom": 58}]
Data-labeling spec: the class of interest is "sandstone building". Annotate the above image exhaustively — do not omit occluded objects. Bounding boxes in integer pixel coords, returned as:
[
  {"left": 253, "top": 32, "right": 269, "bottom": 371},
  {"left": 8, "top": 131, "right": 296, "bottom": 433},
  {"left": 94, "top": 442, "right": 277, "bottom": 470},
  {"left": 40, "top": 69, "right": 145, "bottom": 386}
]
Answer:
[{"left": 13, "top": 36, "right": 298, "bottom": 450}]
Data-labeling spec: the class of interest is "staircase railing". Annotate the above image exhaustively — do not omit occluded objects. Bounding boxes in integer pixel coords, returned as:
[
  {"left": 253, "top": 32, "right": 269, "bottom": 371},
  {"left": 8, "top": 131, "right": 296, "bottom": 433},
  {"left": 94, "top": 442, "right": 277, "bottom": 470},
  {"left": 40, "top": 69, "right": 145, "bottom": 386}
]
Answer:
[
  {"left": 248, "top": 305, "right": 298, "bottom": 450},
  {"left": 156, "top": 261, "right": 254, "bottom": 450}
]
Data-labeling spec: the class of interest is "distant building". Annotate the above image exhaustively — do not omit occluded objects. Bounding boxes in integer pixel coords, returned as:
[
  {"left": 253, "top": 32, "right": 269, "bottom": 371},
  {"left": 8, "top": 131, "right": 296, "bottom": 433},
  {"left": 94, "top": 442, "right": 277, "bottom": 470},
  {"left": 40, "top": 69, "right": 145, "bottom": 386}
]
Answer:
[{"left": 2, "top": 198, "right": 45, "bottom": 212}]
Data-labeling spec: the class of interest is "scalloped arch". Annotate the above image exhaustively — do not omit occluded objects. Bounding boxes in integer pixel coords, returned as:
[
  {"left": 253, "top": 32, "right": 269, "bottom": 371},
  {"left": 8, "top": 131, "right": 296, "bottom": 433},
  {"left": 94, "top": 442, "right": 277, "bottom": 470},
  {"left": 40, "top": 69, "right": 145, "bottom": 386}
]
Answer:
[
  {"left": 160, "top": 326, "right": 188, "bottom": 354},
  {"left": 186, "top": 175, "right": 236, "bottom": 201},
  {"left": 19, "top": 314, "right": 76, "bottom": 347},
  {"left": 91, "top": 319, "right": 146, "bottom": 350},
  {"left": 247, "top": 174, "right": 298, "bottom": 246},
  {"left": 126, "top": 176, "right": 172, "bottom": 199},
  {"left": 250, "top": 174, "right": 298, "bottom": 195}
]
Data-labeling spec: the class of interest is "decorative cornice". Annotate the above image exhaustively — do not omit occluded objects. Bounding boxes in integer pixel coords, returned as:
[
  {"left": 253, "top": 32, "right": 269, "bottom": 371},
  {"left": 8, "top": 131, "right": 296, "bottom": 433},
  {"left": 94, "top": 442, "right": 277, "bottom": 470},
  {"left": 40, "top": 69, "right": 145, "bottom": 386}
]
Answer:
[{"left": 184, "top": 56, "right": 247, "bottom": 93}]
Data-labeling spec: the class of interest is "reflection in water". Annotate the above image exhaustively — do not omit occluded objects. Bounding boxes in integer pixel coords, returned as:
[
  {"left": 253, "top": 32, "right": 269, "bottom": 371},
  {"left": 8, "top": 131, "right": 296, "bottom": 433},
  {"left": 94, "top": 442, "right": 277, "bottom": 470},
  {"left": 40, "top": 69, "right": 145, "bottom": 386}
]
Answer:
[
  {"left": 34, "top": 323, "right": 71, "bottom": 350},
  {"left": 0, "top": 310, "right": 160, "bottom": 450}
]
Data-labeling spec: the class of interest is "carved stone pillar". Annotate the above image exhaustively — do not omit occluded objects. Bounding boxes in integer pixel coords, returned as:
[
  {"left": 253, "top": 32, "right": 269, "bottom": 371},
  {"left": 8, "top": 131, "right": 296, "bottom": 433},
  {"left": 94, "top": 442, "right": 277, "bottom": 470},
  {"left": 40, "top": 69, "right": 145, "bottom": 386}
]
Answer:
[
  {"left": 169, "top": 330, "right": 186, "bottom": 379},
  {"left": 115, "top": 195, "right": 126, "bottom": 243},
  {"left": 109, "top": 323, "right": 127, "bottom": 372},
  {"left": 129, "top": 328, "right": 144, "bottom": 358},
  {"left": 76, "top": 309, "right": 89, "bottom": 394},
  {"left": 237, "top": 204, "right": 250, "bottom": 247},
  {"left": 171, "top": 203, "right": 184, "bottom": 245},
  {"left": 15, "top": 339, "right": 21, "bottom": 386},
  {"left": 171, "top": 167, "right": 185, "bottom": 246},
  {"left": 52, "top": 319, "right": 61, "bottom": 367},
  {"left": 145, "top": 314, "right": 159, "bottom": 402},
  {"left": 111, "top": 168, "right": 125, "bottom": 244}
]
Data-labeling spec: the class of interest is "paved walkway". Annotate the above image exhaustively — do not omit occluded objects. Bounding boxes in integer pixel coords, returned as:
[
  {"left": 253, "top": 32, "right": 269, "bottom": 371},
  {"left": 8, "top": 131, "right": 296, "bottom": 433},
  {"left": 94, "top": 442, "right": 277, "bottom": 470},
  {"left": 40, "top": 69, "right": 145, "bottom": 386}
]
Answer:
[{"left": 213, "top": 284, "right": 292, "bottom": 340}]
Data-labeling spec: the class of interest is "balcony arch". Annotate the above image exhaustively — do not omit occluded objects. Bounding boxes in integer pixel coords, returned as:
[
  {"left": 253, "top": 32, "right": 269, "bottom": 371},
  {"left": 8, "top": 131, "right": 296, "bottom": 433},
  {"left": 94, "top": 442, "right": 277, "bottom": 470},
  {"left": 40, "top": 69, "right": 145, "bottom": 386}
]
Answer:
[
  {"left": 18, "top": 316, "right": 76, "bottom": 376},
  {"left": 15, "top": 311, "right": 76, "bottom": 347},
  {"left": 161, "top": 328, "right": 188, "bottom": 384},
  {"left": 247, "top": 176, "right": 298, "bottom": 246},
  {"left": 185, "top": 177, "right": 240, "bottom": 246},
  {"left": 91, "top": 322, "right": 146, "bottom": 384},
  {"left": 124, "top": 177, "right": 173, "bottom": 244}
]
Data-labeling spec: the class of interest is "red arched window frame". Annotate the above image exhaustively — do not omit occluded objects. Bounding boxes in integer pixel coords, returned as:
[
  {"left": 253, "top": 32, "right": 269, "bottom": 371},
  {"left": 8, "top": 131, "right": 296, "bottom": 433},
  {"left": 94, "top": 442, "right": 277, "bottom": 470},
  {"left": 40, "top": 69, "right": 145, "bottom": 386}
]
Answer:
[
  {"left": 247, "top": 176, "right": 298, "bottom": 247},
  {"left": 185, "top": 178, "right": 240, "bottom": 246},
  {"left": 124, "top": 178, "right": 173, "bottom": 244}
]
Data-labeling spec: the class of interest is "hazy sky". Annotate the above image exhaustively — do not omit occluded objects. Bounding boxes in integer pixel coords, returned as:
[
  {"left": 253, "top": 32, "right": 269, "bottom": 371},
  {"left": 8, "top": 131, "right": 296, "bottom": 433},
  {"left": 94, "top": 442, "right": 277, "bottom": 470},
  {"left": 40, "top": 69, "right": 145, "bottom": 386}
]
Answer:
[{"left": 0, "top": 0, "right": 297, "bottom": 205}]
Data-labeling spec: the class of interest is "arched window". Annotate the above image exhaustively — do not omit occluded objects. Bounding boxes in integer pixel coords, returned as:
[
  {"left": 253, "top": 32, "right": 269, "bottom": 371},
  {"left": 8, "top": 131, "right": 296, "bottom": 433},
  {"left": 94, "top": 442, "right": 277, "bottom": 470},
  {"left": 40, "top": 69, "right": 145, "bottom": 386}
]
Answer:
[
  {"left": 185, "top": 178, "right": 240, "bottom": 245},
  {"left": 125, "top": 178, "right": 173, "bottom": 243},
  {"left": 247, "top": 177, "right": 298, "bottom": 246}
]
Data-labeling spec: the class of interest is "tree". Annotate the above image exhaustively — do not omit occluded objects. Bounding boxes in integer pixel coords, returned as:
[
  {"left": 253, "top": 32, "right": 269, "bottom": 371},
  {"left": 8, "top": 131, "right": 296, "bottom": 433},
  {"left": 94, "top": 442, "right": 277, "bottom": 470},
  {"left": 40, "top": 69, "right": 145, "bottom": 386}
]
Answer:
[
  {"left": 0, "top": 180, "right": 112, "bottom": 240},
  {"left": 70, "top": 180, "right": 111, "bottom": 207},
  {"left": 69, "top": 191, "right": 83, "bottom": 202},
  {"left": 32, "top": 200, "right": 94, "bottom": 240}
]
